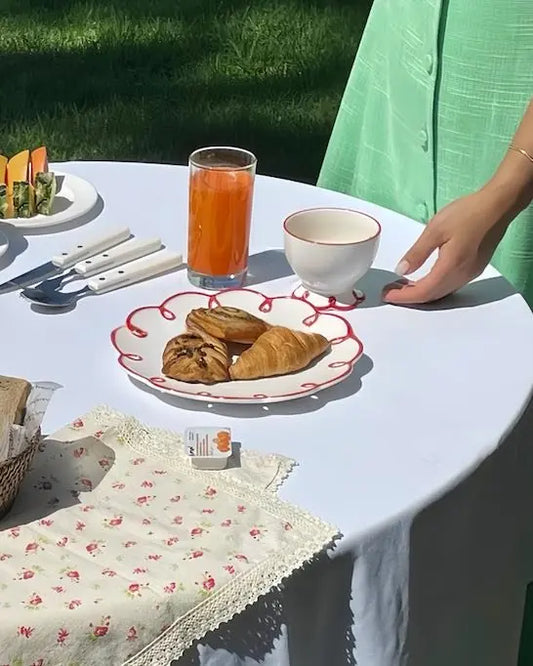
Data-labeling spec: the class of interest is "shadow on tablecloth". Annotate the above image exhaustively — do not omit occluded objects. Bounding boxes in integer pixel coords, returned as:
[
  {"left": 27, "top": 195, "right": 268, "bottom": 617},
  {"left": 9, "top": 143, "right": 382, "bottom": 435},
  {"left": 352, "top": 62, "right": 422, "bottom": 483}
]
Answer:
[
  {"left": 407, "top": 397, "right": 533, "bottom": 666},
  {"left": 246, "top": 249, "right": 293, "bottom": 286},
  {"left": 174, "top": 552, "right": 356, "bottom": 666},
  {"left": 396, "top": 275, "right": 518, "bottom": 311},
  {"left": 246, "top": 251, "right": 401, "bottom": 313},
  {"left": 0, "top": 436, "right": 114, "bottom": 530},
  {"left": 0, "top": 222, "right": 28, "bottom": 272}
]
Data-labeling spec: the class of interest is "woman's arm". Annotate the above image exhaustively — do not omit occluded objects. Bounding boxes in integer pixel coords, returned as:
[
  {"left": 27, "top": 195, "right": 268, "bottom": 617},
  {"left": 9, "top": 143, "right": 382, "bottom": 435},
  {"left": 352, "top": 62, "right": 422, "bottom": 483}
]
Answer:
[
  {"left": 491, "top": 98, "right": 533, "bottom": 211},
  {"left": 383, "top": 98, "right": 533, "bottom": 305}
]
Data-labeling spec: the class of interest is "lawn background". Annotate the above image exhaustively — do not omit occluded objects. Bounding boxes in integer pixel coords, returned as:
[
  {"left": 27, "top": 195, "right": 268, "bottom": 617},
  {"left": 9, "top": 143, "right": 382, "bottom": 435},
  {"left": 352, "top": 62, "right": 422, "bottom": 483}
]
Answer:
[{"left": 0, "top": 0, "right": 372, "bottom": 183}]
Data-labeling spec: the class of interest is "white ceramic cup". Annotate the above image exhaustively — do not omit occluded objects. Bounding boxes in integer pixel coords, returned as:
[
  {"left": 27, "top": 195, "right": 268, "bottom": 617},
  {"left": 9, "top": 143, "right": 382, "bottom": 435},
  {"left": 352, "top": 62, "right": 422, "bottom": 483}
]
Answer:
[{"left": 283, "top": 207, "right": 381, "bottom": 301}]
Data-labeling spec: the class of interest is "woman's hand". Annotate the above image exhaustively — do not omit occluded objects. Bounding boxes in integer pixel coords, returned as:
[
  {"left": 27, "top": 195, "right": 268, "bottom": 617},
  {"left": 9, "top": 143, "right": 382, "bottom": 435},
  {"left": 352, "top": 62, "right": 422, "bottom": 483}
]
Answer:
[
  {"left": 383, "top": 99, "right": 533, "bottom": 305},
  {"left": 382, "top": 184, "right": 520, "bottom": 305}
]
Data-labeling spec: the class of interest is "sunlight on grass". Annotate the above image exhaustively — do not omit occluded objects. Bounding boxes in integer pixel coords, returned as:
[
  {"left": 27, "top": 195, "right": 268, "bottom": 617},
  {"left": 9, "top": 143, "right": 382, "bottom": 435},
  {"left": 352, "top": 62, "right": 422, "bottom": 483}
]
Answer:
[{"left": 0, "top": 0, "right": 371, "bottom": 181}]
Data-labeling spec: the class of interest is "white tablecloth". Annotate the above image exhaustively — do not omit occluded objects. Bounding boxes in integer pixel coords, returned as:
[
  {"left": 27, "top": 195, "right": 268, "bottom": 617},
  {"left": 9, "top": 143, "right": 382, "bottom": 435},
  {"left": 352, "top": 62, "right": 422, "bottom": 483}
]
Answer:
[{"left": 1, "top": 161, "right": 532, "bottom": 666}]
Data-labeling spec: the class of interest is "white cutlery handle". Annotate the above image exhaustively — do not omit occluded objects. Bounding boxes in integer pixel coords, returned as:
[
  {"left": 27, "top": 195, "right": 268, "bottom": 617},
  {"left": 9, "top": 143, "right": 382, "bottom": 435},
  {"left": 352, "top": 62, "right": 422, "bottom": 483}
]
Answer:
[
  {"left": 52, "top": 226, "right": 131, "bottom": 268},
  {"left": 88, "top": 250, "right": 183, "bottom": 294},
  {"left": 74, "top": 237, "right": 162, "bottom": 277}
]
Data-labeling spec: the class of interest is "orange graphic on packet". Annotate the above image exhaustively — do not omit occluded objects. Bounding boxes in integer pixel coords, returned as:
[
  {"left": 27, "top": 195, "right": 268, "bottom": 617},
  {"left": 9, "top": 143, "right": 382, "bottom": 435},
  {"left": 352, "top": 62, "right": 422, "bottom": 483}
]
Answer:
[{"left": 214, "top": 431, "right": 231, "bottom": 453}]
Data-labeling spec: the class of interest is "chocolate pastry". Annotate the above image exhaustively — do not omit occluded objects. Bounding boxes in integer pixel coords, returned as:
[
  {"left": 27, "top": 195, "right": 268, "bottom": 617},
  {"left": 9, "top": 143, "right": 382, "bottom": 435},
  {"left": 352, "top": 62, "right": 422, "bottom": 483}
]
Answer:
[
  {"left": 186, "top": 306, "right": 269, "bottom": 344},
  {"left": 162, "top": 331, "right": 230, "bottom": 384}
]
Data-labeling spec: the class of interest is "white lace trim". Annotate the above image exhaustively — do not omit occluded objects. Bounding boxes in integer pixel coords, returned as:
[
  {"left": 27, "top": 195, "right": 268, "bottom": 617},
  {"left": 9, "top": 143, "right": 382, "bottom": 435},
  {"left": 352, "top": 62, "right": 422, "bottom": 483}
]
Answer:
[
  {"left": 263, "top": 456, "right": 298, "bottom": 493},
  {"left": 90, "top": 405, "right": 296, "bottom": 495},
  {"left": 80, "top": 407, "right": 340, "bottom": 666}
]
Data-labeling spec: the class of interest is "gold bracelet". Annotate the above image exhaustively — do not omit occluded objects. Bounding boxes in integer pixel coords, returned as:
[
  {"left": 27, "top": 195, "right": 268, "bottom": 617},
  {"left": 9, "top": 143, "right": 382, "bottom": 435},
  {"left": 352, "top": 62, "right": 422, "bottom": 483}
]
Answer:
[{"left": 509, "top": 145, "right": 533, "bottom": 164}]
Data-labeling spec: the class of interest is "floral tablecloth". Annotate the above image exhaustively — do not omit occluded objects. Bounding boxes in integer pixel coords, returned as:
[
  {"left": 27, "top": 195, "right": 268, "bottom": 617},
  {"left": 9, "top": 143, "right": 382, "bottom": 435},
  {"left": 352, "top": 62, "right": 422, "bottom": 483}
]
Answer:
[{"left": 0, "top": 408, "right": 338, "bottom": 666}]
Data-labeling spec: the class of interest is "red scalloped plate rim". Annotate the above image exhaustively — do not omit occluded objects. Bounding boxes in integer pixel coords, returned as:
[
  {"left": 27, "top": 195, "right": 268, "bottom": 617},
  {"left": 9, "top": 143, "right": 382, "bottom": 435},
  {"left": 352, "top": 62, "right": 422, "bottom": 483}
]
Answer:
[{"left": 110, "top": 288, "right": 364, "bottom": 402}]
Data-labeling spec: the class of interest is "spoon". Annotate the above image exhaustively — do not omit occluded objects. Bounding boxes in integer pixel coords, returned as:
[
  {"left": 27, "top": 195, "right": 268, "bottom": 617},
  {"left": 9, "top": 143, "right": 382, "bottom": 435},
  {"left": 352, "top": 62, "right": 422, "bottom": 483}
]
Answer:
[{"left": 21, "top": 249, "right": 183, "bottom": 309}]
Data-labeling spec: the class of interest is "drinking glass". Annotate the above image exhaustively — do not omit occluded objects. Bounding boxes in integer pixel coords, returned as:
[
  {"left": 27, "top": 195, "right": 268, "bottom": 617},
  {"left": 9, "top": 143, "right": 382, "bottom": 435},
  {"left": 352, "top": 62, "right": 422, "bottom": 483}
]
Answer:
[{"left": 187, "top": 146, "right": 257, "bottom": 289}]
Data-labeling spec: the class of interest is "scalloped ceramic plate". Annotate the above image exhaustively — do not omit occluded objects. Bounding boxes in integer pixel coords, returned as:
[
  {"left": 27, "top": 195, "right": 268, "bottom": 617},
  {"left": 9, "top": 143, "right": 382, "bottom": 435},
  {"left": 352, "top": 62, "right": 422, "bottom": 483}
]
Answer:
[
  {"left": 111, "top": 289, "right": 363, "bottom": 404},
  {"left": 5, "top": 173, "right": 98, "bottom": 230}
]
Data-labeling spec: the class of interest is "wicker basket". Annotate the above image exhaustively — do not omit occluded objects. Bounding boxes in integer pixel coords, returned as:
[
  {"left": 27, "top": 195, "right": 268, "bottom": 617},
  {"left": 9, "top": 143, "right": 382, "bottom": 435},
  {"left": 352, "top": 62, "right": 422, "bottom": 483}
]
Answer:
[{"left": 0, "top": 429, "right": 42, "bottom": 520}]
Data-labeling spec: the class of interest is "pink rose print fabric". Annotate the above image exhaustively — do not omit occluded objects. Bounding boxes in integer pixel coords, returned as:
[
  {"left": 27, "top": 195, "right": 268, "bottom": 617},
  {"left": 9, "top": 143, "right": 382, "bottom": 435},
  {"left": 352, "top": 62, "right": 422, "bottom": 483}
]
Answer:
[{"left": 0, "top": 410, "right": 337, "bottom": 665}]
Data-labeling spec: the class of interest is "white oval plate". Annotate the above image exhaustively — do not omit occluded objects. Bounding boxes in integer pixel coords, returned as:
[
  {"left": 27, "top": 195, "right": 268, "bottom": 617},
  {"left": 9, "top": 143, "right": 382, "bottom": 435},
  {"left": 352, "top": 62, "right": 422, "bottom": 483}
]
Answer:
[
  {"left": 5, "top": 172, "right": 98, "bottom": 230},
  {"left": 111, "top": 288, "right": 364, "bottom": 404},
  {"left": 0, "top": 230, "right": 8, "bottom": 258}
]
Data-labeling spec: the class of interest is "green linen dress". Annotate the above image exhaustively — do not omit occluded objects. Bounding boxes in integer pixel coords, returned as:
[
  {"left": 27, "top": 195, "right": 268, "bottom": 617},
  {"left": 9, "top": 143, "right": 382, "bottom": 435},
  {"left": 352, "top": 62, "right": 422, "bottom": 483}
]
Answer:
[{"left": 318, "top": 0, "right": 533, "bottom": 305}]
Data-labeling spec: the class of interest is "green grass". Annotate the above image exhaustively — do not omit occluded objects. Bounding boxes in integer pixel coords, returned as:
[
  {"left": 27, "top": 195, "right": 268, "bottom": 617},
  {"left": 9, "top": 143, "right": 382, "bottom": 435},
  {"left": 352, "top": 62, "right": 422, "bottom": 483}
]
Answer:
[{"left": 0, "top": 0, "right": 371, "bottom": 183}]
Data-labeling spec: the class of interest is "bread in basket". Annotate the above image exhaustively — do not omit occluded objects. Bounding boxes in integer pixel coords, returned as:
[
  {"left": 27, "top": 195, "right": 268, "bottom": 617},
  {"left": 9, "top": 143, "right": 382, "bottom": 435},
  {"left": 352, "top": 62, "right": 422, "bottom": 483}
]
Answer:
[{"left": 0, "top": 375, "right": 41, "bottom": 519}]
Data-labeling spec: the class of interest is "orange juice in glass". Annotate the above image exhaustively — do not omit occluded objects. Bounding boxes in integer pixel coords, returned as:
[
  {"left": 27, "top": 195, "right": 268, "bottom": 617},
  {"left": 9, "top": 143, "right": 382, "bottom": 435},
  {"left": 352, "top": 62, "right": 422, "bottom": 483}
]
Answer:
[{"left": 188, "top": 146, "right": 257, "bottom": 289}]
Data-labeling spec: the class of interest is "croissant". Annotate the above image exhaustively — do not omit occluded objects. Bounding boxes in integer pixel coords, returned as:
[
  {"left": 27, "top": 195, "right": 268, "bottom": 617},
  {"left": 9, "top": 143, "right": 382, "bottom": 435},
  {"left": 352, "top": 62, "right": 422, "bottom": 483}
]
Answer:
[
  {"left": 162, "top": 330, "right": 230, "bottom": 384},
  {"left": 186, "top": 306, "right": 269, "bottom": 344},
  {"left": 229, "top": 326, "right": 329, "bottom": 380}
]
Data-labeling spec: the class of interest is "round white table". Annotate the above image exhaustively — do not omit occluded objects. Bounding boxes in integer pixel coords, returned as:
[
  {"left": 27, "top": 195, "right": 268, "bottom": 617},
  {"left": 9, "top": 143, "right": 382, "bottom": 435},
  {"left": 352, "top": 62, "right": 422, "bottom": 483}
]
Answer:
[{"left": 1, "top": 161, "right": 533, "bottom": 666}]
